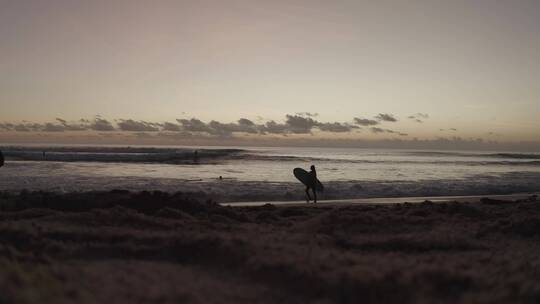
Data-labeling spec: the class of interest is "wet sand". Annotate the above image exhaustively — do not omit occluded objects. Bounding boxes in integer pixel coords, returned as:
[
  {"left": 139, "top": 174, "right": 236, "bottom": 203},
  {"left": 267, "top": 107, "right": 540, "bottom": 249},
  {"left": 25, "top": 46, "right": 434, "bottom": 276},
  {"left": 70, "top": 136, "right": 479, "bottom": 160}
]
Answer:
[
  {"left": 1, "top": 190, "right": 540, "bottom": 303},
  {"left": 223, "top": 192, "right": 540, "bottom": 207}
]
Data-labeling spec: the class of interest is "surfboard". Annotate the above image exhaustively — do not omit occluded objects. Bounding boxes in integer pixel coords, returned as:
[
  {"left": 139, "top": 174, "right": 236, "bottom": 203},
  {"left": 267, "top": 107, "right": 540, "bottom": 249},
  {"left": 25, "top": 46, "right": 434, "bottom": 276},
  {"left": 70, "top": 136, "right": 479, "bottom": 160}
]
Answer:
[{"left": 293, "top": 168, "right": 324, "bottom": 192}]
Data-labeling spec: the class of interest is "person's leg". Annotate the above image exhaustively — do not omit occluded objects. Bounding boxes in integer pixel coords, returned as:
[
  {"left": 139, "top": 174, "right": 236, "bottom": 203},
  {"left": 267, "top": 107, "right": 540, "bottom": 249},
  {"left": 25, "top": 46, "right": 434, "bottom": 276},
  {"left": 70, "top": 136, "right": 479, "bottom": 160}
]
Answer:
[
  {"left": 305, "top": 186, "right": 312, "bottom": 202},
  {"left": 313, "top": 188, "right": 317, "bottom": 203}
]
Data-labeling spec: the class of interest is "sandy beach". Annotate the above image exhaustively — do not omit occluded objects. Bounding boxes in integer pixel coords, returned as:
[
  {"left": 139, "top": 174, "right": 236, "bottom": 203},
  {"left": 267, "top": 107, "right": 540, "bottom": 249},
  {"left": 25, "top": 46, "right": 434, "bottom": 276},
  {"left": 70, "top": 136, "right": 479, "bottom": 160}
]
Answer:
[
  {"left": 1, "top": 190, "right": 539, "bottom": 303},
  {"left": 222, "top": 192, "right": 540, "bottom": 207}
]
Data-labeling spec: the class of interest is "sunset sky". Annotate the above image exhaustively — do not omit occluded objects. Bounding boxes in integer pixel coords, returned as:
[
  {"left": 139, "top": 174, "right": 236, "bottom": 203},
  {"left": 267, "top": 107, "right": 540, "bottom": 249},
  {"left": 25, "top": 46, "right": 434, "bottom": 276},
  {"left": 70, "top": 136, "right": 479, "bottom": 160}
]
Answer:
[{"left": 1, "top": 0, "right": 539, "bottom": 148}]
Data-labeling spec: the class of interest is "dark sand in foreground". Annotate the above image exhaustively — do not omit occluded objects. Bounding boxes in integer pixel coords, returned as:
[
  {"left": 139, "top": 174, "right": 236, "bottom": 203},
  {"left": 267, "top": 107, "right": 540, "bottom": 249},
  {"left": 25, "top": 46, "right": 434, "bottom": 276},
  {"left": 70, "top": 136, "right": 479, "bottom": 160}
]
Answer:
[{"left": 1, "top": 191, "right": 540, "bottom": 303}]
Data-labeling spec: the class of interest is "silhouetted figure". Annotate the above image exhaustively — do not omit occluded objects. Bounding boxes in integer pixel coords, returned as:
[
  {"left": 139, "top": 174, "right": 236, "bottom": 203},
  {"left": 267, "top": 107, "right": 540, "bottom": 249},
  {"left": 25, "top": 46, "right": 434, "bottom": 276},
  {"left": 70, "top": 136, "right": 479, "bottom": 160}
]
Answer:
[
  {"left": 43, "top": 151, "right": 46, "bottom": 159},
  {"left": 193, "top": 150, "right": 199, "bottom": 164},
  {"left": 0, "top": 150, "right": 4, "bottom": 167},
  {"left": 306, "top": 165, "right": 317, "bottom": 203},
  {"left": 219, "top": 175, "right": 223, "bottom": 180}
]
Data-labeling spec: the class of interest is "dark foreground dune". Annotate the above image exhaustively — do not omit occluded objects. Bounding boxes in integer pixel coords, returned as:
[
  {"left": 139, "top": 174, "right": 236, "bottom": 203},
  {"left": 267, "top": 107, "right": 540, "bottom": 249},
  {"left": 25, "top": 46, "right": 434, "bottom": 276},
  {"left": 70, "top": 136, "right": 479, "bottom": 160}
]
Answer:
[{"left": 1, "top": 191, "right": 540, "bottom": 304}]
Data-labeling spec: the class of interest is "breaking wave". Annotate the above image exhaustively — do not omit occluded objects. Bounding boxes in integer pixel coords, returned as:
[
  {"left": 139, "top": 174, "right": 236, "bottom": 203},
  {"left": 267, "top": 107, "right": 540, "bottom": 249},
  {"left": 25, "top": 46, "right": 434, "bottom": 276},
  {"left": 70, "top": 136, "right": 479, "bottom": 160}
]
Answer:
[
  {"left": 2, "top": 146, "right": 540, "bottom": 166},
  {"left": 405, "top": 151, "right": 540, "bottom": 159},
  {"left": 2, "top": 146, "right": 244, "bottom": 164}
]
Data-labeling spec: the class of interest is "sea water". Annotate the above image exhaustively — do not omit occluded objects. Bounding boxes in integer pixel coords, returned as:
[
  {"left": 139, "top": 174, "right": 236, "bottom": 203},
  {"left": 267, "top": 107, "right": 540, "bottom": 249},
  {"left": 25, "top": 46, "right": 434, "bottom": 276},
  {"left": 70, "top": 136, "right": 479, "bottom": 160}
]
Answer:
[{"left": 1, "top": 145, "right": 539, "bottom": 202}]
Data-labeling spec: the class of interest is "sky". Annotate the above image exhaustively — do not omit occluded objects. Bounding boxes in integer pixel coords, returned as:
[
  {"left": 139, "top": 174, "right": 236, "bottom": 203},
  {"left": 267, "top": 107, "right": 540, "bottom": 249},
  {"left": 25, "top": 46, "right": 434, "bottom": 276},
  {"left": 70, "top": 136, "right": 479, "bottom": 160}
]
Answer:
[{"left": 1, "top": 0, "right": 539, "bottom": 149}]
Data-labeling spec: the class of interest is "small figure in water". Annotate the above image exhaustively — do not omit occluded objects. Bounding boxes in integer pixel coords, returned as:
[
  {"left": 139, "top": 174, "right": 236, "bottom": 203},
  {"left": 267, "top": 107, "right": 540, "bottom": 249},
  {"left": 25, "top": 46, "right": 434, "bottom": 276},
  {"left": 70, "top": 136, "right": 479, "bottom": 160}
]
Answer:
[
  {"left": 219, "top": 175, "right": 223, "bottom": 180},
  {"left": 306, "top": 165, "right": 317, "bottom": 203},
  {"left": 193, "top": 150, "right": 199, "bottom": 164},
  {"left": 0, "top": 149, "right": 4, "bottom": 167}
]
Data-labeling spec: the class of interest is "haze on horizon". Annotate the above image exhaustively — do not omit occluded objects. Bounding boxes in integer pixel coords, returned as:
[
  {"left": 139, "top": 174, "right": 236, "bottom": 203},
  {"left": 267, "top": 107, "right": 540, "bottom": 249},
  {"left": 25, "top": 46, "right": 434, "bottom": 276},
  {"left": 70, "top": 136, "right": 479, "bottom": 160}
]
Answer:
[{"left": 1, "top": 0, "right": 539, "bottom": 149}]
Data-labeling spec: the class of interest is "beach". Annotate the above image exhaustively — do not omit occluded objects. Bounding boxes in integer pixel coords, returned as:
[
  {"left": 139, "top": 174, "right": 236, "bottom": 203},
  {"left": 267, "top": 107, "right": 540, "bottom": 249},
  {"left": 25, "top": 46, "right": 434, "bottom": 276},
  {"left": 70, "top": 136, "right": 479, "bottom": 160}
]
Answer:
[{"left": 1, "top": 190, "right": 540, "bottom": 303}]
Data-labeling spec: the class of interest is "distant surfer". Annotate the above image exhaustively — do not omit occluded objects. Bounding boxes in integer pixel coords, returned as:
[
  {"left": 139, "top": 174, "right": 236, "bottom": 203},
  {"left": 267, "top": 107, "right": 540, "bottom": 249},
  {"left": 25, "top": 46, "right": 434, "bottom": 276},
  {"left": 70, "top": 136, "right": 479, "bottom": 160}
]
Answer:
[
  {"left": 193, "top": 150, "right": 199, "bottom": 164},
  {"left": 293, "top": 165, "right": 323, "bottom": 203},
  {"left": 0, "top": 149, "right": 4, "bottom": 167}
]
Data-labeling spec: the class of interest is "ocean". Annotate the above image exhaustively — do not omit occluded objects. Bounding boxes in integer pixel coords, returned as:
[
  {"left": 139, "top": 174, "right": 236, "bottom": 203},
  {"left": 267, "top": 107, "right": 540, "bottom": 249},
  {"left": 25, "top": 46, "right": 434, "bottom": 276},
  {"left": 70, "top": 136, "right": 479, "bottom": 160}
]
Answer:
[{"left": 1, "top": 145, "right": 540, "bottom": 202}]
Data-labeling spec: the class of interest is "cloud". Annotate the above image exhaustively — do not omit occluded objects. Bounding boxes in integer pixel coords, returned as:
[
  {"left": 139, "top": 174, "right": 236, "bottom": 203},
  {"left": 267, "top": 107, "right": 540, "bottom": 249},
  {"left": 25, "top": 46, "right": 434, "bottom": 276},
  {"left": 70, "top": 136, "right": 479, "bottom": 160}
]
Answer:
[
  {"left": 295, "top": 112, "right": 318, "bottom": 117},
  {"left": 177, "top": 118, "right": 213, "bottom": 133},
  {"left": 354, "top": 117, "right": 379, "bottom": 126},
  {"left": 317, "top": 122, "right": 358, "bottom": 133},
  {"left": 370, "top": 127, "right": 386, "bottom": 134},
  {"left": 42, "top": 123, "right": 65, "bottom": 132},
  {"left": 238, "top": 118, "right": 254, "bottom": 126},
  {"left": 259, "top": 115, "right": 323, "bottom": 135},
  {"left": 261, "top": 121, "right": 288, "bottom": 134},
  {"left": 90, "top": 118, "right": 115, "bottom": 131},
  {"left": 235, "top": 118, "right": 258, "bottom": 134},
  {"left": 375, "top": 113, "right": 398, "bottom": 122},
  {"left": 169, "top": 118, "right": 261, "bottom": 137},
  {"left": 14, "top": 124, "right": 31, "bottom": 132},
  {"left": 162, "top": 122, "right": 181, "bottom": 132},
  {"left": 0, "top": 123, "right": 14, "bottom": 131},
  {"left": 24, "top": 123, "right": 42, "bottom": 132},
  {"left": 207, "top": 121, "right": 238, "bottom": 137},
  {"left": 0, "top": 122, "right": 44, "bottom": 132},
  {"left": 407, "top": 113, "right": 429, "bottom": 123},
  {"left": 440, "top": 128, "right": 458, "bottom": 132},
  {"left": 284, "top": 115, "right": 318, "bottom": 134},
  {"left": 56, "top": 118, "right": 88, "bottom": 131},
  {"left": 370, "top": 127, "right": 407, "bottom": 136},
  {"left": 2, "top": 113, "right": 407, "bottom": 138},
  {"left": 412, "top": 113, "right": 429, "bottom": 119},
  {"left": 2, "top": 118, "right": 95, "bottom": 132},
  {"left": 174, "top": 116, "right": 313, "bottom": 136},
  {"left": 117, "top": 119, "right": 159, "bottom": 132}
]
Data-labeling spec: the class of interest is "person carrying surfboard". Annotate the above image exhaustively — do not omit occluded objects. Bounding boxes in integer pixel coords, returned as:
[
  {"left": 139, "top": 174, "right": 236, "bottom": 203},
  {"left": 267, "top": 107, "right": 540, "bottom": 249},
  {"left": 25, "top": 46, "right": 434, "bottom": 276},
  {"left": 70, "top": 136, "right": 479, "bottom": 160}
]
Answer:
[
  {"left": 293, "top": 165, "right": 324, "bottom": 203},
  {"left": 307, "top": 165, "right": 317, "bottom": 203}
]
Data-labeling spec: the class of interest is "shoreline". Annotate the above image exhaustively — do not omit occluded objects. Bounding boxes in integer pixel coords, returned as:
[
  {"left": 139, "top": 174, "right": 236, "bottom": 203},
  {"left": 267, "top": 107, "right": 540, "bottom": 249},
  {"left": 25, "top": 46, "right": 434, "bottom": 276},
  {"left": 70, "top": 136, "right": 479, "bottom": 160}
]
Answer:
[
  {"left": 222, "top": 192, "right": 540, "bottom": 207},
  {"left": 2, "top": 146, "right": 540, "bottom": 204}
]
